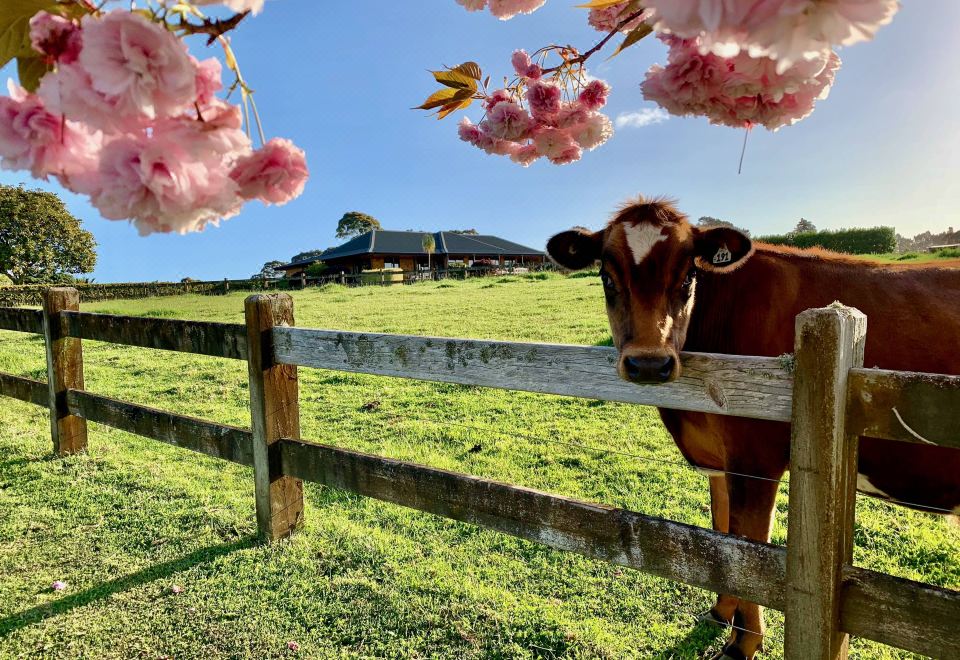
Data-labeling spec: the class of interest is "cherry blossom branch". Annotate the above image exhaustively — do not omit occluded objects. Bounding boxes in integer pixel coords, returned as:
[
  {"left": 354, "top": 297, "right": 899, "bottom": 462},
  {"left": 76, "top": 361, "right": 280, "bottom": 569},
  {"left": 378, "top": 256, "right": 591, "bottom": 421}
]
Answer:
[
  {"left": 175, "top": 11, "right": 250, "bottom": 45},
  {"left": 540, "top": 8, "right": 647, "bottom": 75}
]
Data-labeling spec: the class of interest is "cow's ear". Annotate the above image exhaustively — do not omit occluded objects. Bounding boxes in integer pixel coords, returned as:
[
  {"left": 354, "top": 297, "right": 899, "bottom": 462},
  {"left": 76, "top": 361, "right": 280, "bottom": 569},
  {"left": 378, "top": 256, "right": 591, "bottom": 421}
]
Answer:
[
  {"left": 547, "top": 228, "right": 602, "bottom": 271},
  {"left": 694, "top": 227, "right": 754, "bottom": 273}
]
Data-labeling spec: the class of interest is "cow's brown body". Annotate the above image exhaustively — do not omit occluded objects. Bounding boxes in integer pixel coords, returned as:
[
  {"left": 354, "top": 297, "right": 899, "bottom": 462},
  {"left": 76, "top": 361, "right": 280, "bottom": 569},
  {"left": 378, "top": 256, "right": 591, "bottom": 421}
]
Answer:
[
  {"left": 546, "top": 199, "right": 960, "bottom": 659},
  {"left": 671, "top": 244, "right": 960, "bottom": 513}
]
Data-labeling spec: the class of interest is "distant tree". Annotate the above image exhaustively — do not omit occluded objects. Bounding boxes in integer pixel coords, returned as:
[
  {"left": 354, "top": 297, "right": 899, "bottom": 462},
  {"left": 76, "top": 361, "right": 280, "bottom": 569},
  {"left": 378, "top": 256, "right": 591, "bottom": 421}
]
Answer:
[
  {"left": 0, "top": 184, "right": 97, "bottom": 284},
  {"left": 422, "top": 233, "right": 436, "bottom": 270},
  {"left": 290, "top": 248, "right": 329, "bottom": 263},
  {"left": 252, "top": 260, "right": 286, "bottom": 279},
  {"left": 791, "top": 217, "right": 817, "bottom": 234},
  {"left": 449, "top": 228, "right": 479, "bottom": 235},
  {"left": 696, "top": 216, "right": 751, "bottom": 237},
  {"left": 335, "top": 212, "right": 381, "bottom": 240},
  {"left": 305, "top": 262, "right": 328, "bottom": 277}
]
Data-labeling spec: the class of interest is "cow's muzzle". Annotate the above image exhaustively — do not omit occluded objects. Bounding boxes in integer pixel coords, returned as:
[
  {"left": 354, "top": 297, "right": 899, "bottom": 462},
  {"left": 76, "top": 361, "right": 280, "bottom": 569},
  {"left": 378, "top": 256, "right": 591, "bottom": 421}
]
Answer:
[{"left": 620, "top": 352, "right": 678, "bottom": 384}]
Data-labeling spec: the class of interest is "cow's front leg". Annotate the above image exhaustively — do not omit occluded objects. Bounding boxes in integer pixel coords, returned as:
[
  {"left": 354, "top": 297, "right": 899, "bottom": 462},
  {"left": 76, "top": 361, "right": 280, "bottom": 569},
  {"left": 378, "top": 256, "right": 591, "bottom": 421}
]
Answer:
[
  {"left": 703, "top": 475, "right": 741, "bottom": 627},
  {"left": 710, "top": 473, "right": 780, "bottom": 660}
]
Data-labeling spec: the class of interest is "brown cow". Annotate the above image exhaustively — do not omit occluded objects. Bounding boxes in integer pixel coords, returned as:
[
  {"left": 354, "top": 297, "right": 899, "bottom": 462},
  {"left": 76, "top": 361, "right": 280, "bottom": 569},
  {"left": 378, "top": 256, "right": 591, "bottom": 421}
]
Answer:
[{"left": 546, "top": 196, "right": 960, "bottom": 660}]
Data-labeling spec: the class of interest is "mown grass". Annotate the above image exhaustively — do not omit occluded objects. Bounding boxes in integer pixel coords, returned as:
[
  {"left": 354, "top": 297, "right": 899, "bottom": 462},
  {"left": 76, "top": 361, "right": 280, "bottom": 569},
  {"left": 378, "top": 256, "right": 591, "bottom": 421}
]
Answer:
[
  {"left": 0, "top": 275, "right": 956, "bottom": 658},
  {"left": 857, "top": 248, "right": 960, "bottom": 263}
]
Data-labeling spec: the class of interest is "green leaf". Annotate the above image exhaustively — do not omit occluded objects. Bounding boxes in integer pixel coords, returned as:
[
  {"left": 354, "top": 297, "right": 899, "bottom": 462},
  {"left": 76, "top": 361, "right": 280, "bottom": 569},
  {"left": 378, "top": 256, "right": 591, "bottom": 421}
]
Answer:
[
  {"left": 436, "top": 96, "right": 472, "bottom": 120},
  {"left": 609, "top": 23, "right": 652, "bottom": 58},
  {"left": 17, "top": 56, "right": 49, "bottom": 92},
  {"left": 0, "top": 0, "right": 60, "bottom": 70}
]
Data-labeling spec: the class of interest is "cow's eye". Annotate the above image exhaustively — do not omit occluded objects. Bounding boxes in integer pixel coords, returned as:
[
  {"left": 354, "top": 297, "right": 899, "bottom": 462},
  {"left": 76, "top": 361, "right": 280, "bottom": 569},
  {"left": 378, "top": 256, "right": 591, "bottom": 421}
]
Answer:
[
  {"left": 600, "top": 270, "right": 615, "bottom": 292},
  {"left": 681, "top": 269, "right": 696, "bottom": 297}
]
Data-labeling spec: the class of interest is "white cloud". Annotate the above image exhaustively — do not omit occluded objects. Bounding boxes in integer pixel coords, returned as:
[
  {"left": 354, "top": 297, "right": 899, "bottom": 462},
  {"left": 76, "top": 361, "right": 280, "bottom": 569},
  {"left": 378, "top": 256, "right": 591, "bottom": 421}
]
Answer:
[{"left": 615, "top": 107, "right": 670, "bottom": 129}]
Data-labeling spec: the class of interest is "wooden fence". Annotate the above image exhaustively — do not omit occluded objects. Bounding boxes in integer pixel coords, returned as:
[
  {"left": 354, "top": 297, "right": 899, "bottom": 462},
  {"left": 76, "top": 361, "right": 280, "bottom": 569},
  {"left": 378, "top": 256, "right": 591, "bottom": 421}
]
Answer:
[{"left": 0, "top": 288, "right": 958, "bottom": 659}]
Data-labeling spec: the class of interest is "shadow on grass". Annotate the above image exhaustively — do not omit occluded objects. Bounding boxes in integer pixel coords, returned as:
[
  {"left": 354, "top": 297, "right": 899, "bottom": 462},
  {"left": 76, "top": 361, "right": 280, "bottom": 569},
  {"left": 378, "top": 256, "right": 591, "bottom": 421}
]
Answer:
[{"left": 0, "top": 536, "right": 256, "bottom": 638}]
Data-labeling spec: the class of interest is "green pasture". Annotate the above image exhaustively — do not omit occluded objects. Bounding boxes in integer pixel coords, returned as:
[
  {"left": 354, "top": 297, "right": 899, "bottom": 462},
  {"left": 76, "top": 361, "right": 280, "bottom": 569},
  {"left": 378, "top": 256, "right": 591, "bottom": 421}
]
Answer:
[{"left": 0, "top": 274, "right": 955, "bottom": 658}]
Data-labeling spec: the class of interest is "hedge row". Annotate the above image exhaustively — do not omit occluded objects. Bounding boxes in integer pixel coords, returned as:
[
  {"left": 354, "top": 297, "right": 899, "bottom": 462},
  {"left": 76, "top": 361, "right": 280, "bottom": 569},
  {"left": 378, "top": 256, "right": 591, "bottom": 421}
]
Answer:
[
  {"left": 756, "top": 226, "right": 896, "bottom": 254},
  {"left": 0, "top": 279, "right": 271, "bottom": 307}
]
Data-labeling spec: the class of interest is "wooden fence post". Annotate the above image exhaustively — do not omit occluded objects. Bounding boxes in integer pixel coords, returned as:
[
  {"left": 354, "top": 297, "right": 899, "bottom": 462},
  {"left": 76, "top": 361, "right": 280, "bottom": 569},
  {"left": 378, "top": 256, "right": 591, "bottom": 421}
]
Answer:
[
  {"left": 42, "top": 287, "right": 87, "bottom": 455},
  {"left": 244, "top": 293, "right": 304, "bottom": 541},
  {"left": 785, "top": 304, "right": 866, "bottom": 660}
]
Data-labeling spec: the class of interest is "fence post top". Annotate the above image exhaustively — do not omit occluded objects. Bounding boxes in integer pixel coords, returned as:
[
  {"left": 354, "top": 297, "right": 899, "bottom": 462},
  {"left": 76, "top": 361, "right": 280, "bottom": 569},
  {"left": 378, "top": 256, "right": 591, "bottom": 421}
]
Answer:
[
  {"left": 244, "top": 293, "right": 293, "bottom": 306},
  {"left": 795, "top": 302, "right": 866, "bottom": 327}
]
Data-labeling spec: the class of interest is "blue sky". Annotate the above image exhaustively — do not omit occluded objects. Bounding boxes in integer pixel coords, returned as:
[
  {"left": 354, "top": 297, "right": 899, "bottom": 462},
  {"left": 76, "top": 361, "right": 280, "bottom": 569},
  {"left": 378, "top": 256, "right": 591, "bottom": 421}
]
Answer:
[{"left": 2, "top": 0, "right": 958, "bottom": 282}]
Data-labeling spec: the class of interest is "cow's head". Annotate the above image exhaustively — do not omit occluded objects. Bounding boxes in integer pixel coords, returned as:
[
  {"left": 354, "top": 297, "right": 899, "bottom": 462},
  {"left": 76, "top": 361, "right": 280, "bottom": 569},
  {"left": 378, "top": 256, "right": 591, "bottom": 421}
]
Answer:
[{"left": 547, "top": 197, "right": 753, "bottom": 384}]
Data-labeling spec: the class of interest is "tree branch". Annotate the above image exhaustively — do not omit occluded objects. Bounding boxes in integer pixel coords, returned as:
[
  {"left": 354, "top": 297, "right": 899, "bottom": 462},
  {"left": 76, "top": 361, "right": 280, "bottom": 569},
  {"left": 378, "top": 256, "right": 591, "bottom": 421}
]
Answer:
[
  {"left": 541, "top": 9, "right": 648, "bottom": 74},
  {"left": 176, "top": 11, "right": 250, "bottom": 46}
]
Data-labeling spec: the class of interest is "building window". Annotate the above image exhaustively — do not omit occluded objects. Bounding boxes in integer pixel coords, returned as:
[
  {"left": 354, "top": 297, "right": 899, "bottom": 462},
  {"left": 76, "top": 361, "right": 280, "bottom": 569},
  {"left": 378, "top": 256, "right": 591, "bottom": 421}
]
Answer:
[{"left": 384, "top": 258, "right": 399, "bottom": 269}]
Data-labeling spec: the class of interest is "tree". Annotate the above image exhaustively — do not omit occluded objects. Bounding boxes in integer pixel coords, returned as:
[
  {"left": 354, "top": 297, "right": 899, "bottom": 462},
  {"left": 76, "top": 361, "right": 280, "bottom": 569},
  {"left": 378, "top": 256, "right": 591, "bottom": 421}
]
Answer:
[
  {"left": 0, "top": 185, "right": 96, "bottom": 285},
  {"left": 449, "top": 229, "right": 479, "bottom": 235},
  {"left": 252, "top": 260, "right": 286, "bottom": 280},
  {"left": 696, "top": 216, "right": 751, "bottom": 237},
  {"left": 792, "top": 218, "right": 818, "bottom": 234},
  {"left": 422, "top": 233, "right": 436, "bottom": 271},
  {"left": 291, "top": 248, "right": 329, "bottom": 263},
  {"left": 336, "top": 212, "right": 381, "bottom": 240}
]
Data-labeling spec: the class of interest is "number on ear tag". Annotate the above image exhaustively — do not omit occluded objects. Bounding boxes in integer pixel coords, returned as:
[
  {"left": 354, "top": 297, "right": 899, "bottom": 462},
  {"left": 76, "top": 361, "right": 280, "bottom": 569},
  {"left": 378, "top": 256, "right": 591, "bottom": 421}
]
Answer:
[{"left": 713, "top": 244, "right": 732, "bottom": 265}]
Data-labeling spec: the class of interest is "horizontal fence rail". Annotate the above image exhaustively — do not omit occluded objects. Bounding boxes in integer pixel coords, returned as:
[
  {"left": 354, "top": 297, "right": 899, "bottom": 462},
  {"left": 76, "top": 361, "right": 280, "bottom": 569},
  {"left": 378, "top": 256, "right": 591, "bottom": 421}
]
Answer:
[
  {"left": 272, "top": 328, "right": 795, "bottom": 422},
  {"left": 279, "top": 437, "right": 960, "bottom": 659},
  {"left": 0, "top": 372, "right": 47, "bottom": 406},
  {"left": 0, "top": 307, "right": 44, "bottom": 334},
  {"left": 66, "top": 389, "right": 254, "bottom": 466},
  {"left": 61, "top": 311, "right": 247, "bottom": 360},
  {"left": 847, "top": 368, "right": 960, "bottom": 450}
]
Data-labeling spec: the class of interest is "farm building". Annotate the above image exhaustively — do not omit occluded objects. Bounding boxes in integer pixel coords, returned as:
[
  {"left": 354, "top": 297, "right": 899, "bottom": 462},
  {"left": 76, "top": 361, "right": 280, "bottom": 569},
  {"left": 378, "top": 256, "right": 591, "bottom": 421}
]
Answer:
[{"left": 277, "top": 230, "right": 546, "bottom": 277}]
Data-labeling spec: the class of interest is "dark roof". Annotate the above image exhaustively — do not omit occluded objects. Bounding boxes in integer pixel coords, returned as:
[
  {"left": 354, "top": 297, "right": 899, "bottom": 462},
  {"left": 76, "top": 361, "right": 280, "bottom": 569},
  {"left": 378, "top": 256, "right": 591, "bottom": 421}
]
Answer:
[{"left": 277, "top": 230, "right": 543, "bottom": 270}]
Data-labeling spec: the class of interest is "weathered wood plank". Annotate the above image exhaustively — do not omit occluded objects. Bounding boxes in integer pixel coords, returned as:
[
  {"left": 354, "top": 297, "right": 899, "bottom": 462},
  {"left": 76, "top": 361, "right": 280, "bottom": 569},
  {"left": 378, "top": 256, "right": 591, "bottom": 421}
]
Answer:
[
  {"left": 785, "top": 305, "right": 866, "bottom": 660},
  {"left": 66, "top": 389, "right": 254, "bottom": 466},
  {"left": 62, "top": 311, "right": 247, "bottom": 360},
  {"left": 847, "top": 368, "right": 960, "bottom": 449},
  {"left": 245, "top": 295, "right": 304, "bottom": 541},
  {"left": 43, "top": 288, "right": 87, "bottom": 455},
  {"left": 841, "top": 565, "right": 960, "bottom": 660},
  {"left": 280, "top": 438, "right": 788, "bottom": 609},
  {"left": 272, "top": 328, "right": 795, "bottom": 421},
  {"left": 0, "top": 307, "right": 43, "bottom": 334},
  {"left": 0, "top": 371, "right": 48, "bottom": 406},
  {"left": 279, "top": 437, "right": 959, "bottom": 658}
]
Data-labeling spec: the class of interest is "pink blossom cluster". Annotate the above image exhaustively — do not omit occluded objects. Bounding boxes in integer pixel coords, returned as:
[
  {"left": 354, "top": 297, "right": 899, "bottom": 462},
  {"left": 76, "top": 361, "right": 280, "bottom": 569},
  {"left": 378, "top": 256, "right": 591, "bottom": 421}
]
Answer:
[
  {"left": 587, "top": 3, "right": 651, "bottom": 34},
  {"left": 645, "top": 0, "right": 898, "bottom": 72},
  {"left": 641, "top": 36, "right": 840, "bottom": 131},
  {"left": 457, "top": 51, "right": 613, "bottom": 166},
  {"left": 0, "top": 10, "right": 307, "bottom": 235},
  {"left": 455, "top": 0, "right": 546, "bottom": 20}
]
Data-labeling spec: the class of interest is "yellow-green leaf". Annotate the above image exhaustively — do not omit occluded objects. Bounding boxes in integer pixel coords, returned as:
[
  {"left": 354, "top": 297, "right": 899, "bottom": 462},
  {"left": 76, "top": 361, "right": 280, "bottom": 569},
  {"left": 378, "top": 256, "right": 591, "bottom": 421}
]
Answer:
[
  {"left": 17, "top": 55, "right": 49, "bottom": 92},
  {"left": 432, "top": 68, "right": 477, "bottom": 91},
  {"left": 0, "top": 0, "right": 59, "bottom": 70},
  {"left": 415, "top": 87, "right": 473, "bottom": 111},
  {"left": 575, "top": 0, "right": 628, "bottom": 9},
  {"left": 436, "top": 96, "right": 472, "bottom": 120},
  {"left": 610, "top": 23, "right": 652, "bottom": 58},
  {"left": 451, "top": 61, "right": 482, "bottom": 81}
]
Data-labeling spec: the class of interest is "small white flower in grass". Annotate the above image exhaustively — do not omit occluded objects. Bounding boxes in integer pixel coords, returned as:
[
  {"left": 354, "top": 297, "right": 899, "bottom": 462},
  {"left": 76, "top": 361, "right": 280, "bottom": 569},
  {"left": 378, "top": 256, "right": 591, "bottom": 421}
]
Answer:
[
  {"left": 51, "top": 580, "right": 67, "bottom": 591},
  {"left": 171, "top": 584, "right": 184, "bottom": 595}
]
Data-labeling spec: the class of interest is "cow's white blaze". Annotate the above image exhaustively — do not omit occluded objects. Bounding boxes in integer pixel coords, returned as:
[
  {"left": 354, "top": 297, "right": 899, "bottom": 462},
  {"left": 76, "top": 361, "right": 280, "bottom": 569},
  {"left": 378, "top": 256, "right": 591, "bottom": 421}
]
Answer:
[
  {"left": 624, "top": 223, "right": 667, "bottom": 265},
  {"left": 659, "top": 315, "right": 674, "bottom": 342}
]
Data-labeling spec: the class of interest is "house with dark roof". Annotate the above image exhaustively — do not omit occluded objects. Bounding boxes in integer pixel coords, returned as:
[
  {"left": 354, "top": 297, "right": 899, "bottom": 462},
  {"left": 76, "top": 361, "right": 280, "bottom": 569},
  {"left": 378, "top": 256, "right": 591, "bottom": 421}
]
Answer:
[{"left": 276, "top": 230, "right": 546, "bottom": 277}]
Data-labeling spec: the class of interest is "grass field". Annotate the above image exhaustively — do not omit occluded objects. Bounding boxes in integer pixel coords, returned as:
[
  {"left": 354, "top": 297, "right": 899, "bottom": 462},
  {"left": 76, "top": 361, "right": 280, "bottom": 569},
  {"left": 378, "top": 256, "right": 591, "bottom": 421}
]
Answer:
[
  {"left": 857, "top": 247, "right": 960, "bottom": 263},
  {"left": 0, "top": 274, "right": 956, "bottom": 659}
]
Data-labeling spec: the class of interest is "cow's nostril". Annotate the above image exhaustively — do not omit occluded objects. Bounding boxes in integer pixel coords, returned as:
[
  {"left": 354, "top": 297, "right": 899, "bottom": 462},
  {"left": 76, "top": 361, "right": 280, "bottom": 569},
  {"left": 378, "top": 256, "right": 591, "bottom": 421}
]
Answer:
[
  {"left": 623, "top": 355, "right": 675, "bottom": 384},
  {"left": 658, "top": 355, "right": 676, "bottom": 381}
]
